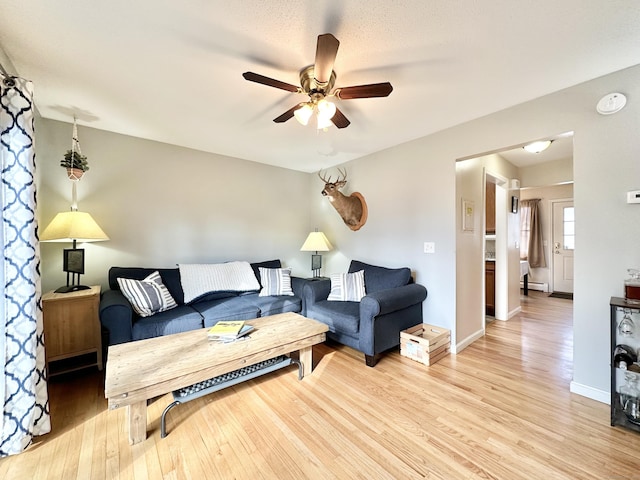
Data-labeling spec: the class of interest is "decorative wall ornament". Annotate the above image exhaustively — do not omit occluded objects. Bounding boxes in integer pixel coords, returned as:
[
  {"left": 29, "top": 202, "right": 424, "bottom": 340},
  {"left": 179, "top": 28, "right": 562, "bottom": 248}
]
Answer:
[{"left": 318, "top": 168, "right": 367, "bottom": 231}]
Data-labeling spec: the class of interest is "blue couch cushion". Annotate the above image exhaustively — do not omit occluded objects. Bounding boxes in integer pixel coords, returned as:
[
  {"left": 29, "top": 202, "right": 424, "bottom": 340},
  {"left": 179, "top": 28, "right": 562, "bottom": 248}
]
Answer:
[
  {"left": 304, "top": 300, "right": 360, "bottom": 335},
  {"left": 132, "top": 305, "right": 203, "bottom": 341},
  {"left": 192, "top": 296, "right": 260, "bottom": 328},
  {"left": 187, "top": 290, "right": 239, "bottom": 304},
  {"left": 240, "top": 293, "right": 302, "bottom": 317},
  {"left": 110, "top": 267, "right": 185, "bottom": 304},
  {"left": 348, "top": 260, "right": 411, "bottom": 294}
]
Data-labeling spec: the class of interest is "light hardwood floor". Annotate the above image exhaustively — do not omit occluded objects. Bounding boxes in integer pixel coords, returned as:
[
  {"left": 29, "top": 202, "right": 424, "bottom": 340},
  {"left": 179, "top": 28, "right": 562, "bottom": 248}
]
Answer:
[{"left": 2, "top": 292, "right": 640, "bottom": 479}]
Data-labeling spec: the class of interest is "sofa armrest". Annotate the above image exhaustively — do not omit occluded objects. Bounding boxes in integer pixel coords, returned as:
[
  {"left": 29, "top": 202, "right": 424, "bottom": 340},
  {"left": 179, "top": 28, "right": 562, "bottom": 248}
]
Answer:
[
  {"left": 99, "top": 289, "right": 135, "bottom": 345},
  {"left": 302, "top": 279, "right": 331, "bottom": 306},
  {"left": 358, "top": 283, "right": 428, "bottom": 357},
  {"left": 291, "top": 276, "right": 306, "bottom": 298},
  {"left": 360, "top": 283, "right": 428, "bottom": 319}
]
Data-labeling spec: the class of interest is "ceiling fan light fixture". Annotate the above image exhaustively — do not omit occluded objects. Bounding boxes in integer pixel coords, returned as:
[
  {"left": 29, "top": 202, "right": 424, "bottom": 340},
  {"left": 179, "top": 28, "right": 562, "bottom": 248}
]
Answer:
[
  {"left": 317, "top": 113, "right": 333, "bottom": 130},
  {"left": 523, "top": 140, "right": 552, "bottom": 154},
  {"left": 317, "top": 99, "right": 336, "bottom": 119},
  {"left": 243, "top": 34, "right": 392, "bottom": 129},
  {"left": 294, "top": 103, "right": 314, "bottom": 126}
]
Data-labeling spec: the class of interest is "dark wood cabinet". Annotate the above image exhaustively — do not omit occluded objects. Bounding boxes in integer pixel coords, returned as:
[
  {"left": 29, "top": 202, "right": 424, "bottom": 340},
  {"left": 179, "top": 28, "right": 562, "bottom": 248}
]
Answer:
[
  {"left": 485, "top": 261, "right": 495, "bottom": 316},
  {"left": 42, "top": 286, "right": 102, "bottom": 376},
  {"left": 486, "top": 181, "right": 496, "bottom": 234}
]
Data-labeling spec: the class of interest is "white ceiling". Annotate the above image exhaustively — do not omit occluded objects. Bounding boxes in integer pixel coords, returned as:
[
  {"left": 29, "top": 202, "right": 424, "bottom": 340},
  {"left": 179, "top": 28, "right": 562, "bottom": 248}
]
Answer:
[{"left": 1, "top": 1, "right": 639, "bottom": 173}]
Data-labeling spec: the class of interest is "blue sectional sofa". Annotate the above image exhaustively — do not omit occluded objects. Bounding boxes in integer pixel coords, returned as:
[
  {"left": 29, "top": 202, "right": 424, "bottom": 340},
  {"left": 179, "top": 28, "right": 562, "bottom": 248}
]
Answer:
[
  {"left": 99, "top": 259, "right": 304, "bottom": 345},
  {"left": 302, "top": 260, "right": 427, "bottom": 367}
]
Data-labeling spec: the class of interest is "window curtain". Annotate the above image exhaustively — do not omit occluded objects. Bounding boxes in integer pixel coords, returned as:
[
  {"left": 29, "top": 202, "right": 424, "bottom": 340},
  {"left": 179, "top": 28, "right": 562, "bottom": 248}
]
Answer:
[
  {"left": 520, "top": 198, "right": 546, "bottom": 268},
  {"left": 0, "top": 74, "right": 50, "bottom": 457}
]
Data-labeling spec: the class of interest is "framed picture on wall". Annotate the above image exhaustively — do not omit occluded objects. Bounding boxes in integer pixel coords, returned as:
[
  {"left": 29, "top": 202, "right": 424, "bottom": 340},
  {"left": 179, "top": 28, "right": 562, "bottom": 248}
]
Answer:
[
  {"left": 462, "top": 199, "right": 475, "bottom": 232},
  {"left": 511, "top": 196, "right": 519, "bottom": 213}
]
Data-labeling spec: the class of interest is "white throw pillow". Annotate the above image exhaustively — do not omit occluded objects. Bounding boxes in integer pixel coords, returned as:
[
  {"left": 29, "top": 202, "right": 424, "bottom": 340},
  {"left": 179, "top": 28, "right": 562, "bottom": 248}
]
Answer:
[
  {"left": 327, "top": 270, "right": 366, "bottom": 302},
  {"left": 258, "top": 267, "right": 294, "bottom": 297},
  {"left": 179, "top": 261, "right": 261, "bottom": 303},
  {"left": 117, "top": 271, "right": 178, "bottom": 317}
]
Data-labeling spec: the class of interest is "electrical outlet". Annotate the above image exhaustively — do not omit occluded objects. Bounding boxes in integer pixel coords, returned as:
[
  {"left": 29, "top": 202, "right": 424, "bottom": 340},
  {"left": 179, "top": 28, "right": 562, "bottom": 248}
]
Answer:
[{"left": 424, "top": 242, "right": 435, "bottom": 254}]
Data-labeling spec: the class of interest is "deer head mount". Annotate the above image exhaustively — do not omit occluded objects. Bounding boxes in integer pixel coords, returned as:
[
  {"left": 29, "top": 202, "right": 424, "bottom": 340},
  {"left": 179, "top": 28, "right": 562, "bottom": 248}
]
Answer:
[{"left": 318, "top": 168, "right": 368, "bottom": 231}]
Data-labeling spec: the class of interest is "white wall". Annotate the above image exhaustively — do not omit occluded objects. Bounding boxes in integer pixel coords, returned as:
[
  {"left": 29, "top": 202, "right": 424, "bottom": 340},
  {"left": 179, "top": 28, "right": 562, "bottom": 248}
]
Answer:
[
  {"left": 314, "top": 132, "right": 458, "bottom": 347},
  {"left": 520, "top": 157, "right": 573, "bottom": 188},
  {"left": 36, "top": 63, "right": 640, "bottom": 403},
  {"left": 311, "top": 64, "right": 640, "bottom": 402},
  {"left": 37, "top": 119, "right": 312, "bottom": 293},
  {"left": 454, "top": 153, "right": 519, "bottom": 342},
  {"left": 455, "top": 157, "right": 485, "bottom": 348}
]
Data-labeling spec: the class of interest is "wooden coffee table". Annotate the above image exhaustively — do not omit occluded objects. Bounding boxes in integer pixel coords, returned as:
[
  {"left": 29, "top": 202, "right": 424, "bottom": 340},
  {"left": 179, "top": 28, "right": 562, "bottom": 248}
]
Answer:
[{"left": 104, "top": 312, "right": 328, "bottom": 444}]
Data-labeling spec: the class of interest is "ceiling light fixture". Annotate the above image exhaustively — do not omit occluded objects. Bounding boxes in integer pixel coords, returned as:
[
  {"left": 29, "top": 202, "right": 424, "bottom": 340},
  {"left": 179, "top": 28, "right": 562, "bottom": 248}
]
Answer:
[
  {"left": 523, "top": 140, "right": 552, "bottom": 154},
  {"left": 293, "top": 98, "right": 337, "bottom": 130},
  {"left": 293, "top": 103, "right": 314, "bottom": 126}
]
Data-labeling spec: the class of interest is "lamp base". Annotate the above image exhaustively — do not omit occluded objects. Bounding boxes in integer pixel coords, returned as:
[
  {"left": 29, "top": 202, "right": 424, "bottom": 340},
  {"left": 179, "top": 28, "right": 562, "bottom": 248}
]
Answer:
[
  {"left": 54, "top": 284, "right": 90, "bottom": 294},
  {"left": 311, "top": 254, "right": 322, "bottom": 277}
]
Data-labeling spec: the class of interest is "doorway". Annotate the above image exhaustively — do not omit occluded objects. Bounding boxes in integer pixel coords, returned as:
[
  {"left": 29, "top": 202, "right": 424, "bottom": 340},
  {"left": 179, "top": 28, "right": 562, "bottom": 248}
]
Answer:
[
  {"left": 551, "top": 199, "right": 574, "bottom": 294},
  {"left": 455, "top": 133, "right": 574, "bottom": 353}
]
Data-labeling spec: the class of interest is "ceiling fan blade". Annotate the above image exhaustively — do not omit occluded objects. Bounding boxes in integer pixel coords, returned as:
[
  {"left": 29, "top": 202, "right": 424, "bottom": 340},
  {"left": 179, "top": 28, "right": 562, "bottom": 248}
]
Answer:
[
  {"left": 273, "top": 103, "right": 304, "bottom": 123},
  {"left": 335, "top": 82, "right": 393, "bottom": 99},
  {"left": 331, "top": 107, "right": 350, "bottom": 129},
  {"left": 314, "top": 33, "right": 340, "bottom": 84},
  {"left": 243, "top": 72, "right": 300, "bottom": 93}
]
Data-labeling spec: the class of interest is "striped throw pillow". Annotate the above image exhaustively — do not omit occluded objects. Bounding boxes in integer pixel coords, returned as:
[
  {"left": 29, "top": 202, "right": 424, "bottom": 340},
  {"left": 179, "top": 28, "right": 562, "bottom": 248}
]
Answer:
[
  {"left": 117, "top": 270, "right": 178, "bottom": 317},
  {"left": 258, "top": 267, "right": 294, "bottom": 297},
  {"left": 327, "top": 270, "right": 366, "bottom": 302}
]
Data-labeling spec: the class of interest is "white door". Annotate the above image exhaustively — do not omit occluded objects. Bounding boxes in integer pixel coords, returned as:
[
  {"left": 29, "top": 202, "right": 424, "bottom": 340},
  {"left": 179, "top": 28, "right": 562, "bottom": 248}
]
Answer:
[{"left": 552, "top": 200, "right": 574, "bottom": 293}]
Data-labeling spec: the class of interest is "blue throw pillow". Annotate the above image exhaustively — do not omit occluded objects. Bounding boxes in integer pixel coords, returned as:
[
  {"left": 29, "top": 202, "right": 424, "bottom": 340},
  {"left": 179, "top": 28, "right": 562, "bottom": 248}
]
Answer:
[{"left": 348, "top": 260, "right": 410, "bottom": 293}]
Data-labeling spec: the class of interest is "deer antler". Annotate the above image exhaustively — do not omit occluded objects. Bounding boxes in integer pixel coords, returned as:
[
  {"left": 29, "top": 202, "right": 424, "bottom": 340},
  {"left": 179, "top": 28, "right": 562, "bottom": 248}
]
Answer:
[
  {"left": 336, "top": 167, "right": 347, "bottom": 184},
  {"left": 318, "top": 170, "right": 332, "bottom": 183}
]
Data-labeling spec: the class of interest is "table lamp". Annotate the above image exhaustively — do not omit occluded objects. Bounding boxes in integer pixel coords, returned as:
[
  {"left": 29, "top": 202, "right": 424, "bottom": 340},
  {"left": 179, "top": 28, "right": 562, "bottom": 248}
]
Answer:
[
  {"left": 40, "top": 210, "right": 109, "bottom": 293},
  {"left": 300, "top": 230, "right": 333, "bottom": 278}
]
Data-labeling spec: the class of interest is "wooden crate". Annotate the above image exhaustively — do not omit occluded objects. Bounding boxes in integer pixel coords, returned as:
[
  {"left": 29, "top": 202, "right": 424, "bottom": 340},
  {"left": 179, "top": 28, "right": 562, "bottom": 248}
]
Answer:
[{"left": 400, "top": 323, "right": 450, "bottom": 366}]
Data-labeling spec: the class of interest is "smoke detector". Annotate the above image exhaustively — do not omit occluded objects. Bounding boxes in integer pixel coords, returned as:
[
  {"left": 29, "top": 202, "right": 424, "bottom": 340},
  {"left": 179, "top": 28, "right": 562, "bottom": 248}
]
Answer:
[{"left": 596, "top": 93, "right": 627, "bottom": 115}]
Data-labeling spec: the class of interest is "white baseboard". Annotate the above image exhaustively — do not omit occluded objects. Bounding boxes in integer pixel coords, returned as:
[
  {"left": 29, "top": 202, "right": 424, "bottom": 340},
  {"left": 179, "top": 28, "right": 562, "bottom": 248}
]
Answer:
[
  {"left": 570, "top": 381, "right": 610, "bottom": 405},
  {"left": 454, "top": 328, "right": 484, "bottom": 354},
  {"left": 521, "top": 281, "right": 548, "bottom": 292},
  {"left": 508, "top": 306, "right": 522, "bottom": 319}
]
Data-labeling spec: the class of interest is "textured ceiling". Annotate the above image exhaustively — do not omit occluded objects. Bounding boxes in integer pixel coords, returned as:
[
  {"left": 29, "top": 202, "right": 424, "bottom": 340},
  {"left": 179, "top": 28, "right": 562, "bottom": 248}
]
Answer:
[{"left": 1, "top": 1, "right": 639, "bottom": 172}]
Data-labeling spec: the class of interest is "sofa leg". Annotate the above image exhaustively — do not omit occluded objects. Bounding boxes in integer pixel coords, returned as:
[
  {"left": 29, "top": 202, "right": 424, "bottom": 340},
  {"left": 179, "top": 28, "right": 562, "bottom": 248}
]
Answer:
[{"left": 365, "top": 354, "right": 380, "bottom": 367}]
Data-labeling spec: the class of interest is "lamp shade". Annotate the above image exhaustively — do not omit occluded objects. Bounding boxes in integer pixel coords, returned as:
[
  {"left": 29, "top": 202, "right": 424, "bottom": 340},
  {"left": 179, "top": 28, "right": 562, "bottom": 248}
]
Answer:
[
  {"left": 300, "top": 231, "right": 333, "bottom": 252},
  {"left": 40, "top": 211, "right": 109, "bottom": 243}
]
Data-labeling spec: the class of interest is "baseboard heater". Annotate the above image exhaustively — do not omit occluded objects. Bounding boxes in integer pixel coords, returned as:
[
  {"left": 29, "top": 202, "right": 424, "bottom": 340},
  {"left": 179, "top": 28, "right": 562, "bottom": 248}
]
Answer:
[{"left": 521, "top": 281, "right": 548, "bottom": 292}]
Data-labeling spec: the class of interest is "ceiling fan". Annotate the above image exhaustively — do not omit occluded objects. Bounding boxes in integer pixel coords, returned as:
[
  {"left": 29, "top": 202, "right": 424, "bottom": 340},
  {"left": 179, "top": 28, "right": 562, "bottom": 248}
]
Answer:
[{"left": 242, "top": 33, "right": 393, "bottom": 129}]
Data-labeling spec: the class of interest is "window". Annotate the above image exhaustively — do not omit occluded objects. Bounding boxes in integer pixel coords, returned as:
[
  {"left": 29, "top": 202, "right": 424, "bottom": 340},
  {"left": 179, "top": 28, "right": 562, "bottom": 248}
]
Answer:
[{"left": 563, "top": 207, "right": 575, "bottom": 250}]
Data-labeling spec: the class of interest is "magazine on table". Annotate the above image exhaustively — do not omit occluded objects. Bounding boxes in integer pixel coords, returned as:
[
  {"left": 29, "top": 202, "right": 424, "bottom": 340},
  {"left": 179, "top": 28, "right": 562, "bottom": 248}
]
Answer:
[{"left": 207, "top": 321, "right": 254, "bottom": 342}]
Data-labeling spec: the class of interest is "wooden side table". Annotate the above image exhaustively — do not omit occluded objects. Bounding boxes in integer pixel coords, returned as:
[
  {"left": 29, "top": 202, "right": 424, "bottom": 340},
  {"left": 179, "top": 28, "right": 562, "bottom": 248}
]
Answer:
[{"left": 42, "top": 285, "right": 102, "bottom": 376}]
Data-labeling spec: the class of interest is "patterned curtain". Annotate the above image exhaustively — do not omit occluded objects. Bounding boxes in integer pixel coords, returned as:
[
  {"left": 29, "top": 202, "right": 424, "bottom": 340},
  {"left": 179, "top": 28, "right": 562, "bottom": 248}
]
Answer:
[{"left": 0, "top": 74, "right": 50, "bottom": 457}]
